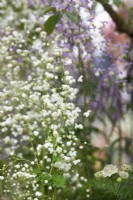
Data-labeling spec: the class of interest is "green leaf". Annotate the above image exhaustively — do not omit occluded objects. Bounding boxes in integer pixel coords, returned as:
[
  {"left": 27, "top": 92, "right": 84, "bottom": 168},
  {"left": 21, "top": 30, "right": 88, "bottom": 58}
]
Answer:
[
  {"left": 44, "top": 13, "right": 62, "bottom": 35},
  {"left": 99, "top": 0, "right": 122, "bottom": 6},
  {"left": 35, "top": 172, "right": 52, "bottom": 183},
  {"left": 99, "top": 0, "right": 109, "bottom": 4},
  {"left": 31, "top": 168, "right": 42, "bottom": 175},
  {"left": 113, "top": 0, "right": 122, "bottom": 6},
  {"left": 66, "top": 12, "right": 79, "bottom": 24},
  {"left": 52, "top": 174, "right": 66, "bottom": 189},
  {"left": 44, "top": 7, "right": 56, "bottom": 14},
  {"left": 129, "top": 7, "right": 133, "bottom": 17}
]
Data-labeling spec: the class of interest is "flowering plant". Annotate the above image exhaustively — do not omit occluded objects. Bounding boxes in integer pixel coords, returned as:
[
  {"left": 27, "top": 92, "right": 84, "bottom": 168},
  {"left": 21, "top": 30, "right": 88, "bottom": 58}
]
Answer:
[{"left": 0, "top": 0, "right": 133, "bottom": 200}]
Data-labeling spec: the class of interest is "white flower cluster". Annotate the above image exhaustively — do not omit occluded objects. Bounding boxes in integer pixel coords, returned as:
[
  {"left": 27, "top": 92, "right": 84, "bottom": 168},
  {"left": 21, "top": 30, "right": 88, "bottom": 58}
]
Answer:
[
  {"left": 95, "top": 164, "right": 132, "bottom": 181},
  {"left": 95, "top": 165, "right": 118, "bottom": 178},
  {"left": 118, "top": 171, "right": 129, "bottom": 179},
  {"left": 0, "top": 8, "right": 85, "bottom": 200},
  {"left": 101, "top": 165, "right": 118, "bottom": 177},
  {"left": 0, "top": 0, "right": 94, "bottom": 199}
]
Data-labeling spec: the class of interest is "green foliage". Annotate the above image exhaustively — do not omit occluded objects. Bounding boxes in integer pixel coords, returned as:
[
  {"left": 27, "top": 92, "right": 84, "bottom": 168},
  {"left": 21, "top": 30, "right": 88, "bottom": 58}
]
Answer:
[
  {"left": 119, "top": 171, "right": 133, "bottom": 200},
  {"left": 90, "top": 170, "right": 133, "bottom": 200},
  {"left": 66, "top": 11, "right": 79, "bottom": 24},
  {"left": 98, "top": 0, "right": 122, "bottom": 6},
  {"left": 98, "top": 0, "right": 109, "bottom": 4},
  {"left": 113, "top": 0, "right": 122, "bottom": 6},
  {"left": 129, "top": 7, "right": 133, "bottom": 17},
  {"left": 90, "top": 187, "right": 118, "bottom": 200},
  {"left": 32, "top": 168, "right": 66, "bottom": 189},
  {"left": 44, "top": 13, "right": 62, "bottom": 34},
  {"left": 52, "top": 174, "right": 66, "bottom": 189},
  {"left": 43, "top": 7, "right": 56, "bottom": 14}
]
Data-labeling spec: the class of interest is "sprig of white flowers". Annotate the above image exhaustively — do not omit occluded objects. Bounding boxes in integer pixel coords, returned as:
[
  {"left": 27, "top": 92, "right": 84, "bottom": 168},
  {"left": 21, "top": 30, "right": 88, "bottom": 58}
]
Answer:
[
  {"left": 0, "top": 23, "right": 86, "bottom": 200},
  {"left": 95, "top": 164, "right": 132, "bottom": 181}
]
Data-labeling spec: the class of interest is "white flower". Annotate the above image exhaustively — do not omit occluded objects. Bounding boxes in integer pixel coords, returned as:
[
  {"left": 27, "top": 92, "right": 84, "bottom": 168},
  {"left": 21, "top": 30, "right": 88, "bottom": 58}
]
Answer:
[
  {"left": 77, "top": 183, "right": 82, "bottom": 188},
  {"left": 64, "top": 71, "right": 69, "bottom": 75},
  {"left": 32, "top": 39, "right": 42, "bottom": 49},
  {"left": 75, "top": 124, "right": 83, "bottom": 129},
  {"left": 73, "top": 159, "right": 80, "bottom": 165},
  {"left": 24, "top": 164, "right": 29, "bottom": 168},
  {"left": 121, "top": 164, "right": 132, "bottom": 171},
  {"left": 35, "top": 191, "right": 42, "bottom": 197},
  {"left": 78, "top": 75, "right": 83, "bottom": 82},
  {"left": 15, "top": 164, "right": 20, "bottom": 169},
  {"left": 46, "top": 63, "right": 54, "bottom": 70},
  {"left": 48, "top": 186, "right": 52, "bottom": 190},
  {"left": 68, "top": 151, "right": 77, "bottom": 158},
  {"left": 65, "top": 58, "right": 72, "bottom": 65},
  {"left": 4, "top": 136, "right": 11, "bottom": 144},
  {"left": 86, "top": 189, "right": 90, "bottom": 193},
  {"left": 53, "top": 130, "right": 58, "bottom": 136},
  {"left": 0, "top": 176, "right": 4, "bottom": 180},
  {"left": 119, "top": 171, "right": 129, "bottom": 179},
  {"left": 56, "top": 146, "right": 62, "bottom": 153},
  {"left": 101, "top": 164, "right": 118, "bottom": 177},
  {"left": 83, "top": 110, "right": 91, "bottom": 117},
  {"left": 63, "top": 173, "right": 71, "bottom": 178},
  {"left": 95, "top": 71, "right": 100, "bottom": 76},
  {"left": 44, "top": 180, "right": 48, "bottom": 184},
  {"left": 54, "top": 162, "right": 71, "bottom": 172},
  {"left": 66, "top": 141, "right": 72, "bottom": 146},
  {"left": 33, "top": 131, "right": 39, "bottom": 137},
  {"left": 36, "top": 144, "right": 42, "bottom": 153},
  {"left": 95, "top": 171, "right": 103, "bottom": 178}
]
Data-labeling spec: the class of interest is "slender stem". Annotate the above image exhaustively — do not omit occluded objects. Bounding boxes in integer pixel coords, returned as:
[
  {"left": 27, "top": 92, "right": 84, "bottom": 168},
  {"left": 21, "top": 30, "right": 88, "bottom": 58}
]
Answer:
[
  {"left": 41, "top": 183, "right": 45, "bottom": 200},
  {"left": 118, "top": 123, "right": 122, "bottom": 166}
]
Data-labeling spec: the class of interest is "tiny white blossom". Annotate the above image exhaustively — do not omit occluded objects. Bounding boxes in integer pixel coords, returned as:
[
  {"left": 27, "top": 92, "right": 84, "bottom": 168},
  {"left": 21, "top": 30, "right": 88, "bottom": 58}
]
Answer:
[
  {"left": 48, "top": 186, "right": 52, "bottom": 190},
  {"left": 73, "top": 159, "right": 80, "bottom": 165},
  {"left": 75, "top": 124, "right": 83, "bottom": 129},
  {"left": 0, "top": 176, "right": 4, "bottom": 180},
  {"left": 83, "top": 110, "right": 91, "bottom": 117},
  {"left": 78, "top": 75, "right": 83, "bottom": 82},
  {"left": 33, "top": 131, "right": 39, "bottom": 137},
  {"left": 65, "top": 58, "right": 72, "bottom": 65},
  {"left": 44, "top": 180, "right": 48, "bottom": 184},
  {"left": 35, "top": 191, "right": 42, "bottom": 197},
  {"left": 95, "top": 71, "right": 100, "bottom": 76}
]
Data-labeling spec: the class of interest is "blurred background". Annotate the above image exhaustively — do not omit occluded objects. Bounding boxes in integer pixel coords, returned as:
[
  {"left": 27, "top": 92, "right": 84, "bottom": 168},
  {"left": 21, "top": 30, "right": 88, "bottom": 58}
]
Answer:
[{"left": 65, "top": 0, "right": 133, "bottom": 171}]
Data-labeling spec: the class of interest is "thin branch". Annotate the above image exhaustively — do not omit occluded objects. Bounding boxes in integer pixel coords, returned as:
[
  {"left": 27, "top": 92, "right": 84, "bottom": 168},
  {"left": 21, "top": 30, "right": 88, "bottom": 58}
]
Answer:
[{"left": 96, "top": 0, "right": 133, "bottom": 37}]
